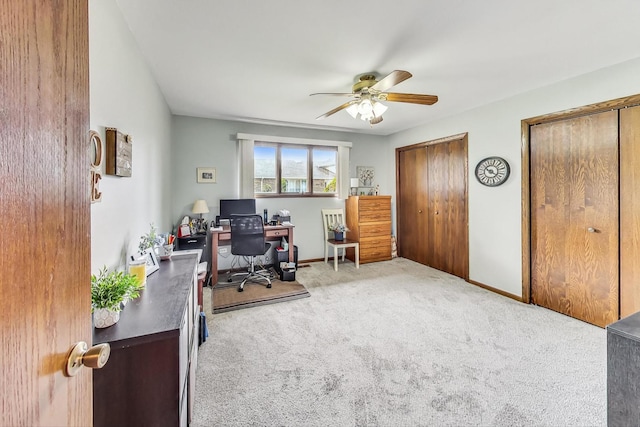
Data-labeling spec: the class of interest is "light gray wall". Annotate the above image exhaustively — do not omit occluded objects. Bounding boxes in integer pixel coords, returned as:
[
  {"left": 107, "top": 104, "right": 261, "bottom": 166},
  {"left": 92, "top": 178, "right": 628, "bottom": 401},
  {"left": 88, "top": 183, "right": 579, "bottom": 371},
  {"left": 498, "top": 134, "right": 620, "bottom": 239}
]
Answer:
[
  {"left": 171, "top": 116, "right": 388, "bottom": 268},
  {"left": 389, "top": 57, "right": 640, "bottom": 298},
  {"left": 89, "top": 0, "right": 173, "bottom": 272}
]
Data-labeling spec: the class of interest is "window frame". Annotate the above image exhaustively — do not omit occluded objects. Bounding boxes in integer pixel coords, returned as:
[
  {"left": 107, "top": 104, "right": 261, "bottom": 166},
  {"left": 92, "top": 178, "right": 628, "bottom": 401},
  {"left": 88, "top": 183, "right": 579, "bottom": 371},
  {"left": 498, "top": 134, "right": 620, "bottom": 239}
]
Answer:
[
  {"left": 254, "top": 141, "right": 338, "bottom": 198},
  {"left": 237, "top": 133, "right": 351, "bottom": 200}
]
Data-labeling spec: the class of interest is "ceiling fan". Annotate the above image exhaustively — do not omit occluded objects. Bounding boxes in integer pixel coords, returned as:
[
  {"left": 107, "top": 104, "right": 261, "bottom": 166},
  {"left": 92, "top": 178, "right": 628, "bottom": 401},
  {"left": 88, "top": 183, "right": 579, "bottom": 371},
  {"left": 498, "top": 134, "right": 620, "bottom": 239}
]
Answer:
[{"left": 310, "top": 70, "right": 438, "bottom": 125}]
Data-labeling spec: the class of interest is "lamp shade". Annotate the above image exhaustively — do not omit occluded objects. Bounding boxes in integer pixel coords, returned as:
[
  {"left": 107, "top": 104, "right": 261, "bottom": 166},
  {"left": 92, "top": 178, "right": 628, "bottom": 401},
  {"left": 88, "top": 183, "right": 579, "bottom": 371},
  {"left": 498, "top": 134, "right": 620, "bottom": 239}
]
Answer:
[{"left": 191, "top": 199, "right": 210, "bottom": 214}]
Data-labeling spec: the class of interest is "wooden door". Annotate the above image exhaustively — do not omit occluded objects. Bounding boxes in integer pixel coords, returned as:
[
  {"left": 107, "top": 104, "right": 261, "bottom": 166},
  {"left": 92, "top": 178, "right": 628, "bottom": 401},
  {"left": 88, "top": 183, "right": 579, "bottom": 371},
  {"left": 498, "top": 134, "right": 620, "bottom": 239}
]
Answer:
[
  {"left": 530, "top": 111, "right": 619, "bottom": 327},
  {"left": 620, "top": 105, "right": 640, "bottom": 317},
  {"left": 426, "top": 138, "right": 468, "bottom": 278},
  {"left": 1, "top": 2, "right": 92, "bottom": 425},
  {"left": 396, "top": 134, "right": 468, "bottom": 279},
  {"left": 397, "top": 146, "right": 429, "bottom": 265}
]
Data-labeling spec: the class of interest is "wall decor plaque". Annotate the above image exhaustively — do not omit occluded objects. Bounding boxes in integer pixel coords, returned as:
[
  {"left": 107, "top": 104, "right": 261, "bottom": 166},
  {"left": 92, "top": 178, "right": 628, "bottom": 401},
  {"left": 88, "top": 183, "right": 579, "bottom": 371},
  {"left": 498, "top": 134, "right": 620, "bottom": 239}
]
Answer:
[
  {"left": 89, "top": 130, "right": 103, "bottom": 202},
  {"left": 105, "top": 127, "right": 132, "bottom": 177}
]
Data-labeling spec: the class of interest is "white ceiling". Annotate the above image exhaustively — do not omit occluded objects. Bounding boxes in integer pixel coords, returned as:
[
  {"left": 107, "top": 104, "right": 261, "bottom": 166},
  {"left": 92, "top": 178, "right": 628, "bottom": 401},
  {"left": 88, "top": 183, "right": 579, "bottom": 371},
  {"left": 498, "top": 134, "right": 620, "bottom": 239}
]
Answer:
[{"left": 115, "top": 0, "right": 640, "bottom": 136}]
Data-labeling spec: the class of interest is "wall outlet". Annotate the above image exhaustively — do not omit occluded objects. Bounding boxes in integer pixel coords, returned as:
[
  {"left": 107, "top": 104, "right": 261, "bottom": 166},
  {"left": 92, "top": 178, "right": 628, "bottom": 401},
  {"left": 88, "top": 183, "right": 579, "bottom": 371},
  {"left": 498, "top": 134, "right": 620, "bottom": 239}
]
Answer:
[{"left": 218, "top": 247, "right": 229, "bottom": 254}]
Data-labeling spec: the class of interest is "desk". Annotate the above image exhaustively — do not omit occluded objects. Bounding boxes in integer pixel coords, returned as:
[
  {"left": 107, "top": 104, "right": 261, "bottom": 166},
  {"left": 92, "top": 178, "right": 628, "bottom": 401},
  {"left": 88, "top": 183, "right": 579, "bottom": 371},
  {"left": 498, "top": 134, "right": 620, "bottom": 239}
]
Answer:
[{"left": 210, "top": 223, "right": 294, "bottom": 293}]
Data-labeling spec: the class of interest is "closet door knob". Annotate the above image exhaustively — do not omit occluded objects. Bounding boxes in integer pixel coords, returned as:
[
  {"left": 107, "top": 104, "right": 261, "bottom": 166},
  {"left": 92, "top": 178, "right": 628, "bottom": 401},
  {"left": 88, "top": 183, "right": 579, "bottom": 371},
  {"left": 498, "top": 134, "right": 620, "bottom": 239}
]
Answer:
[
  {"left": 587, "top": 227, "right": 598, "bottom": 233},
  {"left": 418, "top": 210, "right": 423, "bottom": 213}
]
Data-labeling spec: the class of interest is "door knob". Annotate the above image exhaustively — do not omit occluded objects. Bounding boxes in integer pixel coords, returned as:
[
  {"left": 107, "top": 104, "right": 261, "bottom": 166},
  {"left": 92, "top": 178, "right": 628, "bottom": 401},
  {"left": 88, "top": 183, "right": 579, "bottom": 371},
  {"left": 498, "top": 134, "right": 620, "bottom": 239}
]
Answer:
[
  {"left": 65, "top": 341, "right": 110, "bottom": 377},
  {"left": 418, "top": 210, "right": 422, "bottom": 213},
  {"left": 587, "top": 227, "right": 598, "bottom": 233}
]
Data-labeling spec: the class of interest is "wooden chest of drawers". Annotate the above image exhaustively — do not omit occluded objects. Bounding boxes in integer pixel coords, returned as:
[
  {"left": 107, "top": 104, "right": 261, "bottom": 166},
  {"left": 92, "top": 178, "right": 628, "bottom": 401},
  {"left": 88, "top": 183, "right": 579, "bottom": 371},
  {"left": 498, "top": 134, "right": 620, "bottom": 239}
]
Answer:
[{"left": 345, "top": 195, "right": 392, "bottom": 264}]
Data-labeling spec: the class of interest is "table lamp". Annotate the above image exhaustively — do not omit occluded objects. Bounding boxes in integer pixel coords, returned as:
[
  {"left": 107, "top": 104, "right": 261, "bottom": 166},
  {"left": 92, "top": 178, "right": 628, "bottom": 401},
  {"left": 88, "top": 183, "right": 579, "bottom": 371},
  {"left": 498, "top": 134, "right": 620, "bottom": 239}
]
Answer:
[
  {"left": 350, "top": 178, "right": 359, "bottom": 196},
  {"left": 191, "top": 199, "right": 209, "bottom": 233}
]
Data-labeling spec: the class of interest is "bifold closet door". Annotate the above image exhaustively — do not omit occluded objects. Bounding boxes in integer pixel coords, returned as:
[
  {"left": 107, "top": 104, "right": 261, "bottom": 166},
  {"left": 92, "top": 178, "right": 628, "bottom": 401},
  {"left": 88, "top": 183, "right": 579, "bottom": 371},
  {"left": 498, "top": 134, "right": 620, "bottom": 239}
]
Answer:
[
  {"left": 426, "top": 139, "right": 468, "bottom": 279},
  {"left": 620, "top": 105, "right": 640, "bottom": 318},
  {"left": 530, "top": 110, "right": 619, "bottom": 327},
  {"left": 397, "top": 146, "right": 429, "bottom": 265},
  {"left": 396, "top": 135, "right": 468, "bottom": 279}
]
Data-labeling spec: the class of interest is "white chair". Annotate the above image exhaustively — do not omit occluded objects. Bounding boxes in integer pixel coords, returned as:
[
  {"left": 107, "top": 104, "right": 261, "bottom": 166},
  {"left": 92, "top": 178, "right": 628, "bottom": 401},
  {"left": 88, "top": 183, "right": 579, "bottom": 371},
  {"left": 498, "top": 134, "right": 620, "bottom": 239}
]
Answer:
[{"left": 321, "top": 208, "right": 359, "bottom": 271}]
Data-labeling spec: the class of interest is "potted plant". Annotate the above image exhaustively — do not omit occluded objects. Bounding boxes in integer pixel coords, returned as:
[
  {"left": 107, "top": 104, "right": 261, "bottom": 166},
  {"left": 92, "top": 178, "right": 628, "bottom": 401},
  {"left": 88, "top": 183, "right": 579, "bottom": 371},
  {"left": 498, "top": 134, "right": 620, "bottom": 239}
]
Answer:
[
  {"left": 138, "top": 222, "right": 164, "bottom": 253},
  {"left": 329, "top": 223, "right": 349, "bottom": 241},
  {"left": 91, "top": 267, "right": 143, "bottom": 328}
]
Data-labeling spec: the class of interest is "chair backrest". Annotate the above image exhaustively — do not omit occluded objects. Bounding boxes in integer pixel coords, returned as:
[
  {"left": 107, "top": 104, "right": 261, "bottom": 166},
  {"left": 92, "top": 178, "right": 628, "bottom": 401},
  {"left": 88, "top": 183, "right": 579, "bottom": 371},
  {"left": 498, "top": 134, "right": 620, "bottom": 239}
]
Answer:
[
  {"left": 321, "top": 208, "right": 344, "bottom": 240},
  {"left": 230, "top": 214, "right": 266, "bottom": 256}
]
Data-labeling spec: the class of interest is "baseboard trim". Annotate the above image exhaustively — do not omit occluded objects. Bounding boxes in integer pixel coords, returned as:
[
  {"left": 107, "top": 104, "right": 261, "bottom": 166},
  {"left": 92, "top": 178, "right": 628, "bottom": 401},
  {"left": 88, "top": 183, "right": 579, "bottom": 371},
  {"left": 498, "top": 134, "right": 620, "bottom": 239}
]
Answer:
[{"left": 467, "top": 279, "right": 524, "bottom": 302}]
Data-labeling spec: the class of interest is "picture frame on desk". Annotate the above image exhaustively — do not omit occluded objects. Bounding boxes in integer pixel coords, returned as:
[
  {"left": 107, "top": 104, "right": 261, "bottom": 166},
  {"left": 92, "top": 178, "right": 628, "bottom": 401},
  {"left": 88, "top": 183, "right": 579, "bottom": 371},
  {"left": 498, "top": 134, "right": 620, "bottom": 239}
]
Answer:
[{"left": 136, "top": 248, "right": 160, "bottom": 276}]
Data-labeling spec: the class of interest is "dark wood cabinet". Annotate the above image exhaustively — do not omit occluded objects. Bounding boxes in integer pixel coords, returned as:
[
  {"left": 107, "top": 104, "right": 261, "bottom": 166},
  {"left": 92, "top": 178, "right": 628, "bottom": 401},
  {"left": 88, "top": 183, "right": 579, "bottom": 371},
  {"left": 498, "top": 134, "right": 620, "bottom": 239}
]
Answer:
[
  {"left": 607, "top": 311, "right": 640, "bottom": 425},
  {"left": 93, "top": 254, "right": 199, "bottom": 427}
]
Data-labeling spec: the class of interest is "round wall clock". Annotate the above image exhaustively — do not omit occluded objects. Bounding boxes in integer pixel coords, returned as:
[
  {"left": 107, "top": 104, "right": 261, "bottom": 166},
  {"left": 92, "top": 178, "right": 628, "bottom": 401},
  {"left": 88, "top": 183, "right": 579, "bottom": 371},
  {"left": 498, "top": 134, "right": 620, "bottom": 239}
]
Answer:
[{"left": 475, "top": 156, "right": 510, "bottom": 187}]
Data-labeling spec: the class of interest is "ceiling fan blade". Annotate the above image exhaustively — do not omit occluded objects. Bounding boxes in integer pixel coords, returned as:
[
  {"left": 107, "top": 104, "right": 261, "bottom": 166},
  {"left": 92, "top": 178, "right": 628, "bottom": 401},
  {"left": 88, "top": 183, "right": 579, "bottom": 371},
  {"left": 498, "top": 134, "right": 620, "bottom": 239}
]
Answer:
[
  {"left": 310, "top": 92, "right": 357, "bottom": 97},
  {"left": 370, "top": 70, "right": 412, "bottom": 92},
  {"left": 316, "top": 101, "right": 355, "bottom": 120},
  {"left": 382, "top": 92, "right": 438, "bottom": 105}
]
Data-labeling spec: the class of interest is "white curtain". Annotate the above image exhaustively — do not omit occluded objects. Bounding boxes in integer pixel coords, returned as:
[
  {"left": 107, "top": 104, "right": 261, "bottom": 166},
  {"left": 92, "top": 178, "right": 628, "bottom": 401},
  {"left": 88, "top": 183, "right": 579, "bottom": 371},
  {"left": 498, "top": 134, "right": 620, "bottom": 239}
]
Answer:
[
  {"left": 238, "top": 138, "right": 254, "bottom": 198},
  {"left": 337, "top": 145, "right": 350, "bottom": 199}
]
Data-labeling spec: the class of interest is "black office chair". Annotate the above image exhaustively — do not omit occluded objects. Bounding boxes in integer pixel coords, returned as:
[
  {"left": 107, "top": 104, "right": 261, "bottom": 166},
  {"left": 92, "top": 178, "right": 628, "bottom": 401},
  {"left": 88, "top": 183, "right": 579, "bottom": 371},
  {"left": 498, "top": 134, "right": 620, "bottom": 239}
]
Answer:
[{"left": 228, "top": 214, "right": 272, "bottom": 292}]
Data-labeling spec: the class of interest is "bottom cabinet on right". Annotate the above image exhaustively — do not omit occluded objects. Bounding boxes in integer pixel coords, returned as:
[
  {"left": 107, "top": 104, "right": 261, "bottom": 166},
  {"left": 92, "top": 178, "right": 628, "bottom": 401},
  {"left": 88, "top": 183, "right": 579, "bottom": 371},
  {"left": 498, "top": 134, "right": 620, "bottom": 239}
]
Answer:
[{"left": 607, "top": 311, "right": 640, "bottom": 425}]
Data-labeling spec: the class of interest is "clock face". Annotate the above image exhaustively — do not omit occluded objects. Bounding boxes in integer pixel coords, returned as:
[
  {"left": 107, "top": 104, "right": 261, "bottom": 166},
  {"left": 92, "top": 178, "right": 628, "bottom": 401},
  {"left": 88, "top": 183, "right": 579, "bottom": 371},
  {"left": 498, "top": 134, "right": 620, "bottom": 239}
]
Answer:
[{"left": 475, "top": 156, "right": 510, "bottom": 187}]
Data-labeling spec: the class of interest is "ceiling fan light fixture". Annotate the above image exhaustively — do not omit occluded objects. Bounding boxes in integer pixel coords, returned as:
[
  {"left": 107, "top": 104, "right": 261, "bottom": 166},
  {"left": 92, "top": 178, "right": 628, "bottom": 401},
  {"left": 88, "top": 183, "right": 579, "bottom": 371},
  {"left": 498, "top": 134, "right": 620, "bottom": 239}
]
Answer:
[
  {"left": 345, "top": 103, "right": 359, "bottom": 119},
  {"left": 372, "top": 100, "right": 388, "bottom": 117},
  {"left": 344, "top": 98, "right": 388, "bottom": 122},
  {"left": 312, "top": 69, "right": 438, "bottom": 124},
  {"left": 358, "top": 98, "right": 374, "bottom": 118}
]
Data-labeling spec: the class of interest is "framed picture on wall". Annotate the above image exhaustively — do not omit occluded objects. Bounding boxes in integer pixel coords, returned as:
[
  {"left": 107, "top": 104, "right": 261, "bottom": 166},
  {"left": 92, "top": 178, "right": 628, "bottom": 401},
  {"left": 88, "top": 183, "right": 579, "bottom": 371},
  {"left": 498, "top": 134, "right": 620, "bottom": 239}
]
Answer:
[
  {"left": 197, "top": 167, "right": 216, "bottom": 183},
  {"left": 357, "top": 166, "right": 375, "bottom": 187}
]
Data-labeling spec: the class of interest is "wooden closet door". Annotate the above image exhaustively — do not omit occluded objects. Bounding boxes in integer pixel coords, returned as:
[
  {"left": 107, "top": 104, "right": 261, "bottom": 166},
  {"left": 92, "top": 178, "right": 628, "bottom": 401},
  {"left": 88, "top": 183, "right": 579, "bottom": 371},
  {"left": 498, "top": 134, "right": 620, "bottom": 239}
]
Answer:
[
  {"left": 397, "top": 146, "right": 429, "bottom": 265},
  {"left": 530, "top": 110, "right": 619, "bottom": 327},
  {"left": 396, "top": 134, "right": 468, "bottom": 279},
  {"left": 620, "top": 105, "right": 640, "bottom": 317},
  {"left": 426, "top": 139, "right": 468, "bottom": 279}
]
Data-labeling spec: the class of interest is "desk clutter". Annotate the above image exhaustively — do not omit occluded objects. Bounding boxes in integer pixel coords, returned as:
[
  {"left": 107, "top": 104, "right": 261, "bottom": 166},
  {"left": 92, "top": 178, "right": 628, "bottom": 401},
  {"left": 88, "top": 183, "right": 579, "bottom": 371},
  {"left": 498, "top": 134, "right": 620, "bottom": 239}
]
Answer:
[
  {"left": 177, "top": 214, "right": 208, "bottom": 238},
  {"left": 275, "top": 246, "right": 298, "bottom": 281}
]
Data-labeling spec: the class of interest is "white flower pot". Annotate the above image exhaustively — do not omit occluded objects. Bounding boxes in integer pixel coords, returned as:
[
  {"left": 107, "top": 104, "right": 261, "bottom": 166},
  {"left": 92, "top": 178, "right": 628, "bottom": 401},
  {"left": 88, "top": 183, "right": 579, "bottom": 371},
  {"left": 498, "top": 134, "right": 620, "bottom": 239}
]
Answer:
[{"left": 94, "top": 308, "right": 120, "bottom": 328}]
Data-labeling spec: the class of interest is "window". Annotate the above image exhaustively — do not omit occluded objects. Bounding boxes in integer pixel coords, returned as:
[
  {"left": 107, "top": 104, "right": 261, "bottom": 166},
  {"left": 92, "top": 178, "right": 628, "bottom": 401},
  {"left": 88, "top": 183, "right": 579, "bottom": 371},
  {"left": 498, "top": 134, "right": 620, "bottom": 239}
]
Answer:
[
  {"left": 237, "top": 133, "right": 351, "bottom": 199},
  {"left": 254, "top": 142, "right": 338, "bottom": 196}
]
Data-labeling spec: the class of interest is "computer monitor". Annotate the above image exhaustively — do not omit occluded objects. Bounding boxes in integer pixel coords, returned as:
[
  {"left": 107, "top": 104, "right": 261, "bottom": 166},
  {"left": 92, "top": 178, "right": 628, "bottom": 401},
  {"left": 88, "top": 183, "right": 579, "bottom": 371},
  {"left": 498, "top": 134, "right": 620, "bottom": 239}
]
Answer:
[{"left": 218, "top": 198, "right": 257, "bottom": 221}]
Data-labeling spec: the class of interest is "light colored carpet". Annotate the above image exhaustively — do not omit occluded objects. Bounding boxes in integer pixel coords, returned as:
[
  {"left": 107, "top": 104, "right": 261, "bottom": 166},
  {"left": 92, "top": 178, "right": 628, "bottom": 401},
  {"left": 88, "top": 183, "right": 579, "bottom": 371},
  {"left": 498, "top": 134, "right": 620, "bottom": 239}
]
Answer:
[{"left": 193, "top": 257, "right": 605, "bottom": 426}]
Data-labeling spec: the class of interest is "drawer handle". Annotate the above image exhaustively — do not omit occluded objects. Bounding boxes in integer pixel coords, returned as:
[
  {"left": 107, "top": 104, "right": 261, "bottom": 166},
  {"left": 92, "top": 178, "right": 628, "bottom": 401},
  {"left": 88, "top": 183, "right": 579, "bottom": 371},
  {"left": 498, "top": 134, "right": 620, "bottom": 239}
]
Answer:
[{"left": 187, "top": 239, "right": 197, "bottom": 243}]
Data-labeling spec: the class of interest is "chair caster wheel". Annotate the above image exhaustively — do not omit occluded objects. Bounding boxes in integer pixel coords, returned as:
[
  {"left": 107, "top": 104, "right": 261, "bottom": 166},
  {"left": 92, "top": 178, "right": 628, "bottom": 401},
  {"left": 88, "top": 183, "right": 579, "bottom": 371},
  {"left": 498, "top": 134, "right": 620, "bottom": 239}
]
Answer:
[
  {"left": 227, "top": 277, "right": 232, "bottom": 282},
  {"left": 238, "top": 287, "right": 244, "bottom": 292},
  {"left": 267, "top": 283, "right": 272, "bottom": 288}
]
